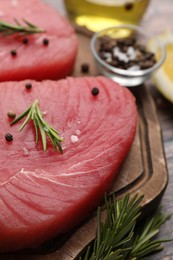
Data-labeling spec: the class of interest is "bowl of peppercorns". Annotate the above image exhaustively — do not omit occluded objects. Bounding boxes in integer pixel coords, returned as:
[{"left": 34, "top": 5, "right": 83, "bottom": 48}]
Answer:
[{"left": 90, "top": 24, "right": 166, "bottom": 87}]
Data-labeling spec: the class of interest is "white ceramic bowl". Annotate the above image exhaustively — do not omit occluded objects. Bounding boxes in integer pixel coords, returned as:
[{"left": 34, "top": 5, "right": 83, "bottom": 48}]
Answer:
[{"left": 90, "top": 24, "right": 166, "bottom": 87}]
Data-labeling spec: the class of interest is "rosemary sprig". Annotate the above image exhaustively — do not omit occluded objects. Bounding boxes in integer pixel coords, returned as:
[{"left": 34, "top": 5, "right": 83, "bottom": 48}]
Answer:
[
  {"left": 11, "top": 99, "right": 64, "bottom": 153},
  {"left": 0, "top": 19, "right": 45, "bottom": 36},
  {"left": 128, "top": 211, "right": 171, "bottom": 259},
  {"left": 80, "top": 193, "right": 171, "bottom": 260}
]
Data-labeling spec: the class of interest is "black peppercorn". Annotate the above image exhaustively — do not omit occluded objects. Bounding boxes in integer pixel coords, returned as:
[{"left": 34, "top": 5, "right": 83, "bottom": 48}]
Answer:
[
  {"left": 5, "top": 133, "right": 13, "bottom": 142},
  {"left": 11, "top": 50, "right": 17, "bottom": 56},
  {"left": 25, "top": 83, "right": 32, "bottom": 90},
  {"left": 23, "top": 38, "right": 29, "bottom": 44},
  {"left": 98, "top": 34, "right": 156, "bottom": 71},
  {"left": 81, "top": 63, "right": 89, "bottom": 73},
  {"left": 92, "top": 87, "right": 99, "bottom": 96},
  {"left": 43, "top": 38, "right": 49, "bottom": 46}
]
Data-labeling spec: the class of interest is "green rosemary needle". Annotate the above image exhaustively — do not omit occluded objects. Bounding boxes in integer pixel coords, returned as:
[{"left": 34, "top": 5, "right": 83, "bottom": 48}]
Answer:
[
  {"left": 80, "top": 193, "right": 171, "bottom": 260},
  {"left": 0, "top": 19, "right": 45, "bottom": 36},
  {"left": 11, "top": 99, "right": 64, "bottom": 153}
]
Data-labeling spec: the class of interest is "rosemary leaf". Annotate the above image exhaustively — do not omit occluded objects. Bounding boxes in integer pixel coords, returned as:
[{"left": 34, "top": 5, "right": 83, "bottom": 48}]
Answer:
[
  {"left": 56, "top": 139, "right": 63, "bottom": 154},
  {"left": 10, "top": 99, "right": 64, "bottom": 152},
  {"left": 20, "top": 108, "right": 33, "bottom": 131},
  {"left": 82, "top": 246, "right": 91, "bottom": 260},
  {"left": 106, "top": 249, "right": 124, "bottom": 260},
  {"left": 37, "top": 116, "right": 47, "bottom": 151},
  {"left": 0, "top": 19, "right": 45, "bottom": 36},
  {"left": 133, "top": 242, "right": 163, "bottom": 258},
  {"left": 49, "top": 127, "right": 61, "bottom": 139},
  {"left": 23, "top": 19, "right": 37, "bottom": 29},
  {"left": 33, "top": 118, "right": 39, "bottom": 144},
  {"left": 96, "top": 206, "right": 102, "bottom": 252},
  {"left": 14, "top": 18, "right": 21, "bottom": 26}
]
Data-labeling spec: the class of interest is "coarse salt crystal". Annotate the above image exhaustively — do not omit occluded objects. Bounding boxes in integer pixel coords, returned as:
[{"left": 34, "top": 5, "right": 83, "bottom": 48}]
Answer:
[
  {"left": 102, "top": 52, "right": 112, "bottom": 58},
  {"left": 113, "top": 47, "right": 119, "bottom": 55},
  {"left": 71, "top": 135, "right": 78, "bottom": 143},
  {"left": 127, "top": 46, "right": 134, "bottom": 54},
  {"left": 118, "top": 53, "right": 129, "bottom": 63},
  {"left": 127, "top": 46, "right": 136, "bottom": 60},
  {"left": 42, "top": 110, "right": 47, "bottom": 115},
  {"left": 106, "top": 57, "right": 112, "bottom": 63},
  {"left": 113, "top": 47, "right": 129, "bottom": 63}
]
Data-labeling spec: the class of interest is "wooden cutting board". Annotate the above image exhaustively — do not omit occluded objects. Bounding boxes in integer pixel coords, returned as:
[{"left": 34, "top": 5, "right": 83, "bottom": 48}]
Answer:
[{"left": 1, "top": 29, "right": 168, "bottom": 260}]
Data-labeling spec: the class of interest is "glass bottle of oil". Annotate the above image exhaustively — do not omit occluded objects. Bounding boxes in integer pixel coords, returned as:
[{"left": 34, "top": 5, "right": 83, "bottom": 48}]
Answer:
[{"left": 64, "top": 0, "right": 150, "bottom": 32}]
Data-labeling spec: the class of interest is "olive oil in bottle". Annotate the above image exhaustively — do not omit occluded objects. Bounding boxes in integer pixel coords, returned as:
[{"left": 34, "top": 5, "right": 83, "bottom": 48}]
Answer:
[{"left": 64, "top": 0, "right": 150, "bottom": 32}]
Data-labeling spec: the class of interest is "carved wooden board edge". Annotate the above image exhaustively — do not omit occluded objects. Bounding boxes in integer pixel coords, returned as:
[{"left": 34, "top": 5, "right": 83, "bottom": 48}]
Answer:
[
  {"left": 128, "top": 86, "right": 168, "bottom": 211},
  {"left": 1, "top": 27, "right": 168, "bottom": 260}
]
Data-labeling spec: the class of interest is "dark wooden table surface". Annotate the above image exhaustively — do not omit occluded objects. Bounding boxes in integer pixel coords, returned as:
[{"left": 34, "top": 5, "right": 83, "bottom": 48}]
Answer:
[{"left": 45, "top": 1, "right": 173, "bottom": 259}]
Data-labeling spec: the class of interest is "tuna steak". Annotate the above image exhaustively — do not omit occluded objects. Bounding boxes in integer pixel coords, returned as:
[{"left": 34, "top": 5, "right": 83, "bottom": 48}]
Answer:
[
  {"left": 0, "top": 76, "right": 137, "bottom": 252},
  {"left": 0, "top": 0, "right": 78, "bottom": 81}
]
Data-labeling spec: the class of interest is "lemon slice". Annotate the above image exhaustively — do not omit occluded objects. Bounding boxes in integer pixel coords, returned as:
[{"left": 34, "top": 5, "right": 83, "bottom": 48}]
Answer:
[{"left": 148, "top": 30, "right": 173, "bottom": 103}]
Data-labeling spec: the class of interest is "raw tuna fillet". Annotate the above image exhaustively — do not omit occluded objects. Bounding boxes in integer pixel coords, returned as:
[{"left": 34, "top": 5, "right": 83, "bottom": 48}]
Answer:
[
  {"left": 0, "top": 76, "right": 137, "bottom": 252},
  {"left": 0, "top": 0, "right": 78, "bottom": 81}
]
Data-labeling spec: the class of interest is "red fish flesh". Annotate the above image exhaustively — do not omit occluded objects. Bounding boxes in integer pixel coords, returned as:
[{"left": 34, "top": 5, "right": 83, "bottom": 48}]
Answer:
[
  {"left": 0, "top": 76, "right": 137, "bottom": 252},
  {"left": 0, "top": 0, "right": 78, "bottom": 81}
]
